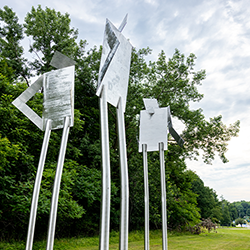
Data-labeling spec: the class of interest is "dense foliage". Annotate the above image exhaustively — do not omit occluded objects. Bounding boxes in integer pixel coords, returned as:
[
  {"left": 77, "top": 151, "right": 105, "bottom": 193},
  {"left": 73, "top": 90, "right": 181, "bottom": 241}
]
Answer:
[{"left": 0, "top": 5, "right": 241, "bottom": 240}]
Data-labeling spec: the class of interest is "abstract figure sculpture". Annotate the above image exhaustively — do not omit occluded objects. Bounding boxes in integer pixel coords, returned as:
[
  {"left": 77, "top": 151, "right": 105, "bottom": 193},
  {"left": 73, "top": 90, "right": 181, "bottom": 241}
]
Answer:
[
  {"left": 139, "top": 98, "right": 184, "bottom": 250},
  {"left": 96, "top": 15, "right": 132, "bottom": 250},
  {"left": 12, "top": 51, "right": 75, "bottom": 250}
]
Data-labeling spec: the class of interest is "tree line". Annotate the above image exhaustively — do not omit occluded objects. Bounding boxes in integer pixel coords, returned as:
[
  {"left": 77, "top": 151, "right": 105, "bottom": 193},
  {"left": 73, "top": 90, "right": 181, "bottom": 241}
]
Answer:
[{"left": 0, "top": 5, "right": 240, "bottom": 240}]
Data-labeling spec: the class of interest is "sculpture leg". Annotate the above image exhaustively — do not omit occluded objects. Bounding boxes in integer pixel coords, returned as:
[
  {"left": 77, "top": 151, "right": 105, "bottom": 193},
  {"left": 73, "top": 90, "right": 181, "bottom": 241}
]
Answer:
[
  {"left": 99, "top": 87, "right": 111, "bottom": 250},
  {"left": 159, "top": 142, "right": 168, "bottom": 250},
  {"left": 26, "top": 119, "right": 52, "bottom": 250},
  {"left": 46, "top": 116, "right": 70, "bottom": 250},
  {"left": 117, "top": 98, "right": 129, "bottom": 250},
  {"left": 142, "top": 144, "right": 150, "bottom": 250}
]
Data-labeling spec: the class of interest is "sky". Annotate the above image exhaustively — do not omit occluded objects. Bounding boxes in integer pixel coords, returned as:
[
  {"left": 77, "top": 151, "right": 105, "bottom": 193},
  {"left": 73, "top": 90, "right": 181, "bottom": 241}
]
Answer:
[{"left": 1, "top": 0, "right": 250, "bottom": 202}]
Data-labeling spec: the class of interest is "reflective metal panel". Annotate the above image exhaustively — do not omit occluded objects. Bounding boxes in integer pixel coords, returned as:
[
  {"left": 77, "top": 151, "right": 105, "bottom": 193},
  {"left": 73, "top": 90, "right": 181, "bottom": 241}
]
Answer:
[
  {"left": 139, "top": 108, "right": 168, "bottom": 152},
  {"left": 96, "top": 19, "right": 132, "bottom": 112},
  {"left": 50, "top": 51, "right": 76, "bottom": 69},
  {"left": 43, "top": 66, "right": 75, "bottom": 130},
  {"left": 118, "top": 14, "right": 128, "bottom": 32},
  {"left": 143, "top": 98, "right": 159, "bottom": 115}
]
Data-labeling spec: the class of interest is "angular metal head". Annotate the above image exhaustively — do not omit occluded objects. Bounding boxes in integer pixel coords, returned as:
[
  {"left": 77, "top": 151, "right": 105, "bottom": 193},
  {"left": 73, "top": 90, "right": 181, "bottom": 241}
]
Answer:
[
  {"left": 143, "top": 98, "right": 159, "bottom": 116},
  {"left": 50, "top": 51, "right": 76, "bottom": 69},
  {"left": 138, "top": 99, "right": 184, "bottom": 152},
  {"left": 96, "top": 15, "right": 132, "bottom": 113}
]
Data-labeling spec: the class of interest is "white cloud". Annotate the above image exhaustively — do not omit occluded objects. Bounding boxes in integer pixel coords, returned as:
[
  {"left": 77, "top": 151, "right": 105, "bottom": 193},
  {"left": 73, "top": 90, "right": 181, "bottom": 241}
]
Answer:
[{"left": 2, "top": 0, "right": 250, "bottom": 202}]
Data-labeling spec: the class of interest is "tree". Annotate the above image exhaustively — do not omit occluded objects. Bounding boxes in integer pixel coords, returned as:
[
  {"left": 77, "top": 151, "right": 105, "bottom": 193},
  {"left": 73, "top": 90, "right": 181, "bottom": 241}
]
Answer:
[
  {"left": 229, "top": 203, "right": 238, "bottom": 221},
  {"left": 221, "top": 205, "right": 231, "bottom": 226},
  {"left": 0, "top": 5, "right": 241, "bottom": 239},
  {"left": 191, "top": 174, "right": 222, "bottom": 223},
  {"left": 125, "top": 48, "right": 239, "bottom": 229},
  {"left": 235, "top": 217, "right": 246, "bottom": 227},
  {"left": 24, "top": 5, "right": 80, "bottom": 75},
  {"left": 0, "top": 6, "right": 30, "bottom": 84},
  {"left": 0, "top": 73, "right": 87, "bottom": 239}
]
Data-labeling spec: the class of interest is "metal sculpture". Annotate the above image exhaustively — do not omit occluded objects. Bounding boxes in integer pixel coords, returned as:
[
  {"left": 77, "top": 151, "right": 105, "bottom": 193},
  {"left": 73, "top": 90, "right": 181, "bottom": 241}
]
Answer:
[
  {"left": 12, "top": 51, "right": 75, "bottom": 250},
  {"left": 139, "top": 98, "right": 184, "bottom": 250},
  {"left": 96, "top": 15, "right": 132, "bottom": 250}
]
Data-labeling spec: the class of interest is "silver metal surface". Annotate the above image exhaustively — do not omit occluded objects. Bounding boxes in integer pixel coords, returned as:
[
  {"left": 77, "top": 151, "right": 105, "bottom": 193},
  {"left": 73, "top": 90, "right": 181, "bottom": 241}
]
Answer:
[
  {"left": 118, "top": 14, "right": 128, "bottom": 32},
  {"left": 138, "top": 99, "right": 185, "bottom": 250},
  {"left": 99, "top": 86, "right": 111, "bottom": 250},
  {"left": 97, "top": 16, "right": 132, "bottom": 250},
  {"left": 46, "top": 116, "right": 70, "bottom": 250},
  {"left": 117, "top": 97, "right": 129, "bottom": 250},
  {"left": 167, "top": 107, "right": 184, "bottom": 147},
  {"left": 26, "top": 119, "right": 52, "bottom": 250},
  {"left": 50, "top": 51, "right": 76, "bottom": 69},
  {"left": 142, "top": 144, "right": 150, "bottom": 250},
  {"left": 139, "top": 108, "right": 168, "bottom": 152},
  {"left": 12, "top": 76, "right": 43, "bottom": 130},
  {"left": 143, "top": 98, "right": 159, "bottom": 116},
  {"left": 43, "top": 66, "right": 75, "bottom": 130},
  {"left": 96, "top": 17, "right": 132, "bottom": 113},
  {"left": 12, "top": 52, "right": 75, "bottom": 250},
  {"left": 159, "top": 142, "right": 168, "bottom": 250}
]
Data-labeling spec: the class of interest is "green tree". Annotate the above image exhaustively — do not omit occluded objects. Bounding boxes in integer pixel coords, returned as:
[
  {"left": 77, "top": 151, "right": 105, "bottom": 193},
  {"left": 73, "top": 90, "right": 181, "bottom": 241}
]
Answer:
[
  {"left": 24, "top": 5, "right": 80, "bottom": 75},
  {"left": 0, "top": 5, "right": 241, "bottom": 239},
  {"left": 191, "top": 174, "right": 222, "bottom": 223},
  {"left": 0, "top": 73, "right": 87, "bottom": 239},
  {"left": 220, "top": 199, "right": 232, "bottom": 226},
  {"left": 235, "top": 217, "right": 246, "bottom": 227},
  {"left": 125, "top": 48, "right": 239, "bottom": 229},
  {"left": 0, "top": 6, "right": 30, "bottom": 84},
  {"left": 229, "top": 203, "right": 238, "bottom": 221}
]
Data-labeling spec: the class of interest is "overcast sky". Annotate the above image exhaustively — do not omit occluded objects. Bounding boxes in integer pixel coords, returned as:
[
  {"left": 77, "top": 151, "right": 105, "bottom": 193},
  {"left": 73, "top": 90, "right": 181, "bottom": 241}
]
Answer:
[{"left": 1, "top": 0, "right": 250, "bottom": 202}]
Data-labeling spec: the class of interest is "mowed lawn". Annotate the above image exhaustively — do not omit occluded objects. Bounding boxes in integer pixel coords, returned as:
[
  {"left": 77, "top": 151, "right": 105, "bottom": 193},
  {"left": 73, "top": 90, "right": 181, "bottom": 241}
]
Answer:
[
  {"left": 1, "top": 228, "right": 250, "bottom": 250},
  {"left": 168, "top": 228, "right": 250, "bottom": 250}
]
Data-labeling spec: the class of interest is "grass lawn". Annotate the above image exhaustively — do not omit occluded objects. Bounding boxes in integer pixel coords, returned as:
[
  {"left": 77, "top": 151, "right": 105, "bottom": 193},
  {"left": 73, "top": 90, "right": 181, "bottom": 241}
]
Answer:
[{"left": 1, "top": 228, "right": 250, "bottom": 249}]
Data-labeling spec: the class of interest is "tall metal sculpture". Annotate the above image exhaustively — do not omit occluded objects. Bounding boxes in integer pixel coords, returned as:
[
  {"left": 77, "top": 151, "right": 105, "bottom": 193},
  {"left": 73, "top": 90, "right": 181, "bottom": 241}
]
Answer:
[
  {"left": 12, "top": 51, "right": 75, "bottom": 250},
  {"left": 139, "top": 98, "right": 184, "bottom": 250},
  {"left": 96, "top": 15, "right": 132, "bottom": 250}
]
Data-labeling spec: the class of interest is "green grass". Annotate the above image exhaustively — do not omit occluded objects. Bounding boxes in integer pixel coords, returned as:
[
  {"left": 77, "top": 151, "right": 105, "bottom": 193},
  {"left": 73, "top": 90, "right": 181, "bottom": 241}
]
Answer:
[{"left": 1, "top": 228, "right": 250, "bottom": 250}]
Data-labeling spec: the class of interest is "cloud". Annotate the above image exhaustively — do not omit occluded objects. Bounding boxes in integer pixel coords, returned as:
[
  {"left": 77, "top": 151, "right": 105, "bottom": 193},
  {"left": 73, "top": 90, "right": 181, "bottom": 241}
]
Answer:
[{"left": 2, "top": 0, "right": 250, "bottom": 202}]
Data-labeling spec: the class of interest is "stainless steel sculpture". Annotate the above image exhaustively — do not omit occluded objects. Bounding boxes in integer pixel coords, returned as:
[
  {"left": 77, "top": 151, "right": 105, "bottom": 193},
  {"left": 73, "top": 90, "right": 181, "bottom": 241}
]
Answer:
[
  {"left": 96, "top": 15, "right": 132, "bottom": 250},
  {"left": 12, "top": 51, "right": 75, "bottom": 250},
  {"left": 139, "top": 98, "right": 184, "bottom": 250}
]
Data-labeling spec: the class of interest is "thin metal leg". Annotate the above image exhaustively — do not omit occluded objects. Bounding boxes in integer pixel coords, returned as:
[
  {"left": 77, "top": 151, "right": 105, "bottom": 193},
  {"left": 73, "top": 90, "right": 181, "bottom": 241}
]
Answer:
[
  {"left": 26, "top": 119, "right": 52, "bottom": 250},
  {"left": 46, "top": 116, "right": 70, "bottom": 250},
  {"left": 117, "top": 98, "right": 129, "bottom": 250},
  {"left": 142, "top": 144, "right": 149, "bottom": 250},
  {"left": 99, "top": 87, "right": 111, "bottom": 250},
  {"left": 159, "top": 142, "right": 168, "bottom": 250}
]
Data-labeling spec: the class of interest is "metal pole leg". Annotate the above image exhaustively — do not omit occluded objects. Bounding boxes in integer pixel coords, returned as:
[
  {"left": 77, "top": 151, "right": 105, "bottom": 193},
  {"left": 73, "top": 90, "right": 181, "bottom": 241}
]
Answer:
[
  {"left": 99, "top": 87, "right": 111, "bottom": 250},
  {"left": 26, "top": 119, "right": 52, "bottom": 250},
  {"left": 159, "top": 142, "right": 168, "bottom": 250},
  {"left": 46, "top": 116, "right": 70, "bottom": 250},
  {"left": 117, "top": 98, "right": 129, "bottom": 250},
  {"left": 142, "top": 144, "right": 149, "bottom": 250}
]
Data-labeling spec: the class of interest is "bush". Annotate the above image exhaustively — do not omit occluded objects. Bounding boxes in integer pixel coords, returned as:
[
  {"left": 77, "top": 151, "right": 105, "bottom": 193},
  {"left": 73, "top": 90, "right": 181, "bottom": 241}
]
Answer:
[{"left": 188, "top": 218, "right": 217, "bottom": 235}]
